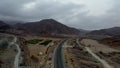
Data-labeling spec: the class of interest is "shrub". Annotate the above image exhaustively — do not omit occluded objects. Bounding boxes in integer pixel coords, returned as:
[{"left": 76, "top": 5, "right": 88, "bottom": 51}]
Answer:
[
  {"left": 40, "top": 40, "right": 52, "bottom": 46},
  {"left": 25, "top": 39, "right": 43, "bottom": 44}
]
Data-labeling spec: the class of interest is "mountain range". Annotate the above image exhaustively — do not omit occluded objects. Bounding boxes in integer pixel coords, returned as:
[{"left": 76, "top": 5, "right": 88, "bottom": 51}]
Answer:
[
  {"left": 0, "top": 19, "right": 80, "bottom": 37},
  {"left": 87, "top": 27, "right": 120, "bottom": 37},
  {"left": 0, "top": 21, "right": 12, "bottom": 32},
  {"left": 0, "top": 19, "right": 120, "bottom": 38}
]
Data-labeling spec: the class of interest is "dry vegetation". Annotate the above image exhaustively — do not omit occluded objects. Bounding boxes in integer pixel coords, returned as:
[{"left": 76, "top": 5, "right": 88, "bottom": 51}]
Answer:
[
  {"left": 0, "top": 35, "right": 16, "bottom": 68},
  {"left": 100, "top": 38, "right": 120, "bottom": 50},
  {"left": 19, "top": 36, "right": 61, "bottom": 68},
  {"left": 63, "top": 39, "right": 102, "bottom": 68},
  {"left": 81, "top": 39, "right": 119, "bottom": 53},
  {"left": 81, "top": 39, "right": 120, "bottom": 68}
]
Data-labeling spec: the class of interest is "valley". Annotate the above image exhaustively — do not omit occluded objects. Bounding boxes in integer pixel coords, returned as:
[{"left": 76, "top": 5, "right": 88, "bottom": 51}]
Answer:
[
  {"left": 0, "top": 0, "right": 120, "bottom": 68},
  {"left": 0, "top": 19, "right": 120, "bottom": 68}
]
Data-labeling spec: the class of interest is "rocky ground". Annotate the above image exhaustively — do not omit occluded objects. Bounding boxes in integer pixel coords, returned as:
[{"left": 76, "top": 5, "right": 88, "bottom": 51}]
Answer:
[
  {"left": 99, "top": 38, "right": 120, "bottom": 50},
  {"left": 63, "top": 39, "right": 103, "bottom": 68},
  {"left": 81, "top": 39, "right": 120, "bottom": 68},
  {"left": 0, "top": 34, "right": 17, "bottom": 68},
  {"left": 18, "top": 36, "right": 61, "bottom": 68}
]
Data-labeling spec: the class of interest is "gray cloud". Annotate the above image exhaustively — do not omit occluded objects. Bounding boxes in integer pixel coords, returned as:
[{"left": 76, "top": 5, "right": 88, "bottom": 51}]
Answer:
[
  {"left": 0, "top": 0, "right": 120, "bottom": 30},
  {"left": 63, "top": 0, "right": 120, "bottom": 30},
  {"left": 0, "top": 0, "right": 83, "bottom": 20}
]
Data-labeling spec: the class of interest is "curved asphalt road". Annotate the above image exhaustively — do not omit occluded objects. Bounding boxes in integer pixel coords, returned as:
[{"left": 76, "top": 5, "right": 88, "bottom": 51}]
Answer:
[{"left": 53, "top": 40, "right": 66, "bottom": 68}]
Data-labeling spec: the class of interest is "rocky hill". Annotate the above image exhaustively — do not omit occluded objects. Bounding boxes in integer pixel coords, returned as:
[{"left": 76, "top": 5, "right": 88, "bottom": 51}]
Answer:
[
  {"left": 87, "top": 27, "right": 120, "bottom": 37},
  {"left": 100, "top": 37, "right": 120, "bottom": 50},
  {"left": 15, "top": 19, "right": 80, "bottom": 36},
  {"left": 0, "top": 21, "right": 12, "bottom": 33}
]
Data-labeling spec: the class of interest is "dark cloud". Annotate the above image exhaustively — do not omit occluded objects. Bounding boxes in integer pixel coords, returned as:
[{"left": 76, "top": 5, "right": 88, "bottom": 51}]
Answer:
[
  {"left": 0, "top": 0, "right": 120, "bottom": 30},
  {"left": 0, "top": 0, "right": 83, "bottom": 20},
  {"left": 62, "top": 0, "right": 120, "bottom": 30}
]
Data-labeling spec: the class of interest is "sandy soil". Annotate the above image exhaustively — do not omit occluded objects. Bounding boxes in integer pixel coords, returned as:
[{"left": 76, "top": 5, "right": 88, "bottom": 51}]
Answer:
[
  {"left": 63, "top": 39, "right": 102, "bottom": 68},
  {"left": 81, "top": 39, "right": 119, "bottom": 53},
  {"left": 25, "top": 38, "right": 61, "bottom": 67},
  {"left": 80, "top": 39, "right": 120, "bottom": 68}
]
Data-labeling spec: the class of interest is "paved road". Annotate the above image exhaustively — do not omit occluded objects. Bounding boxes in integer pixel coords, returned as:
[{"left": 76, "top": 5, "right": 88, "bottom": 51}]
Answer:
[{"left": 53, "top": 40, "right": 66, "bottom": 68}]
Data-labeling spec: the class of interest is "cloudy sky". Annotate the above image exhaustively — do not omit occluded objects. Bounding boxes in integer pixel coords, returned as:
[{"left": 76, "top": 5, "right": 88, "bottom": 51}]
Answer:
[{"left": 0, "top": 0, "right": 120, "bottom": 30}]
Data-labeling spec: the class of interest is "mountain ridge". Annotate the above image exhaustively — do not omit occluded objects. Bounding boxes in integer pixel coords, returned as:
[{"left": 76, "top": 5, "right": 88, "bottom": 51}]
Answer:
[
  {"left": 14, "top": 19, "right": 80, "bottom": 36},
  {"left": 87, "top": 27, "right": 120, "bottom": 37}
]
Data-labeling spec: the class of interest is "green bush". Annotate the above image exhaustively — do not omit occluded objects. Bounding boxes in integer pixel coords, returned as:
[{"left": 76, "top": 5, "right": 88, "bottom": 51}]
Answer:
[
  {"left": 25, "top": 39, "right": 43, "bottom": 44},
  {"left": 40, "top": 40, "right": 52, "bottom": 46}
]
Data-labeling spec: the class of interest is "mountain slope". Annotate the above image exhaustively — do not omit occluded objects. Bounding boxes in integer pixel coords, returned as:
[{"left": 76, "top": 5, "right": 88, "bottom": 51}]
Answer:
[
  {"left": 15, "top": 19, "right": 80, "bottom": 36},
  {"left": 100, "top": 38, "right": 120, "bottom": 50},
  {"left": 0, "top": 20, "right": 27, "bottom": 35},
  {"left": 87, "top": 27, "right": 120, "bottom": 37},
  {"left": 0, "top": 21, "right": 12, "bottom": 32}
]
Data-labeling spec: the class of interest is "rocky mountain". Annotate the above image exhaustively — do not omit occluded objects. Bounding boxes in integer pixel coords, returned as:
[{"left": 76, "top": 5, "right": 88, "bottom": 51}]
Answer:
[
  {"left": 0, "top": 20, "right": 27, "bottom": 35},
  {"left": 14, "top": 19, "right": 80, "bottom": 36},
  {"left": 0, "top": 21, "right": 9, "bottom": 27},
  {"left": 87, "top": 27, "right": 120, "bottom": 37},
  {"left": 0, "top": 21, "right": 12, "bottom": 32},
  {"left": 100, "top": 37, "right": 120, "bottom": 50}
]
